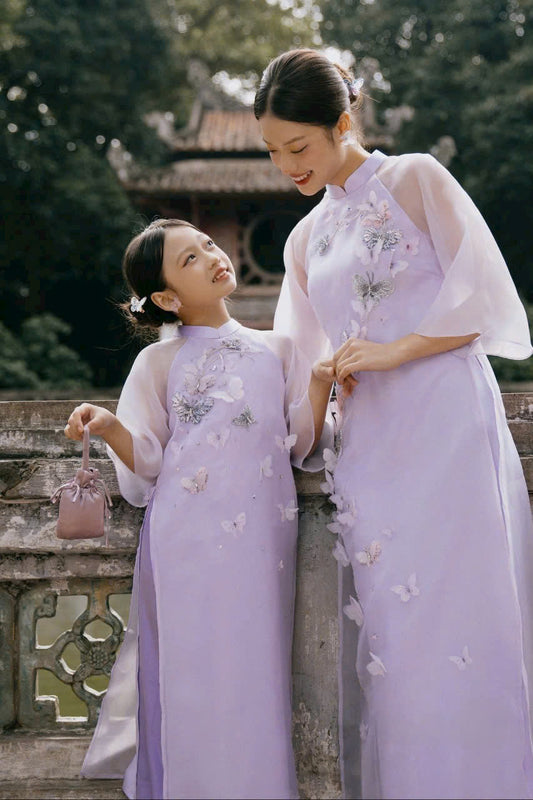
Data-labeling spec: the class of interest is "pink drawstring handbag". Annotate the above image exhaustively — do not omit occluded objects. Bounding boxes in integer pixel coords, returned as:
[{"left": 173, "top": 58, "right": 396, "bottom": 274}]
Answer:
[{"left": 51, "top": 426, "right": 112, "bottom": 540}]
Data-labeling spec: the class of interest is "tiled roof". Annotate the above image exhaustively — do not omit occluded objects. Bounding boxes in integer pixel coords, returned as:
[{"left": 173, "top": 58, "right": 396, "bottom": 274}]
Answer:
[
  {"left": 123, "top": 158, "right": 297, "bottom": 195},
  {"left": 172, "top": 111, "right": 265, "bottom": 152}
]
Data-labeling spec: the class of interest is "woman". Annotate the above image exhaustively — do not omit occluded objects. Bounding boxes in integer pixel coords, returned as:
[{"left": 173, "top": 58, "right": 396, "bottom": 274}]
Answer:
[{"left": 255, "top": 48, "right": 533, "bottom": 799}]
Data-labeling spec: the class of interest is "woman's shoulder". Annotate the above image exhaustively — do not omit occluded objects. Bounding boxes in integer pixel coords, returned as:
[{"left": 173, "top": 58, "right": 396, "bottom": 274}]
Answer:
[
  {"left": 289, "top": 198, "right": 327, "bottom": 239},
  {"left": 379, "top": 151, "right": 450, "bottom": 185}
]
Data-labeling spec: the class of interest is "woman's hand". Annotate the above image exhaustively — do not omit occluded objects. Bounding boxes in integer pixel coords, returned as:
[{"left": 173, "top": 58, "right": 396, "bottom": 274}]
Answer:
[
  {"left": 64, "top": 403, "right": 118, "bottom": 440},
  {"left": 334, "top": 338, "right": 404, "bottom": 382}
]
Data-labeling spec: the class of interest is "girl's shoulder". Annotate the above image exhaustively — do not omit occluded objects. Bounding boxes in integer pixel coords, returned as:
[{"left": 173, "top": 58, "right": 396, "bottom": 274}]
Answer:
[
  {"left": 129, "top": 332, "right": 185, "bottom": 378},
  {"left": 248, "top": 328, "right": 300, "bottom": 368}
]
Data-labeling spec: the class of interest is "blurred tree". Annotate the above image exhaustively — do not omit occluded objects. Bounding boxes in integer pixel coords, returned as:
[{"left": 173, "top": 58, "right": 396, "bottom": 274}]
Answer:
[
  {"left": 320, "top": 0, "right": 533, "bottom": 298},
  {"left": 1, "top": 0, "right": 317, "bottom": 387},
  {"left": 0, "top": 314, "right": 92, "bottom": 389},
  {"left": 0, "top": 0, "right": 175, "bottom": 384},
  {"left": 149, "top": 0, "right": 319, "bottom": 122}
]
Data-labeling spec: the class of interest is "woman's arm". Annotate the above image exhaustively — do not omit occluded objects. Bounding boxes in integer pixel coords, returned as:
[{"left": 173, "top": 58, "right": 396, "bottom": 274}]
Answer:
[
  {"left": 65, "top": 403, "right": 134, "bottom": 472},
  {"left": 334, "top": 332, "right": 479, "bottom": 385}
]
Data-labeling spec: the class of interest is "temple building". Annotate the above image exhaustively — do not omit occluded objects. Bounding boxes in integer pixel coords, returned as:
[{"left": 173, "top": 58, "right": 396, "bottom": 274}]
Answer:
[{"left": 109, "top": 65, "right": 391, "bottom": 327}]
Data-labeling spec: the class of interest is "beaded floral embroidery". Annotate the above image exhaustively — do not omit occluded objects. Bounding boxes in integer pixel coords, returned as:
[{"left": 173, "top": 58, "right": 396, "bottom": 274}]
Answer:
[{"left": 172, "top": 337, "right": 256, "bottom": 426}]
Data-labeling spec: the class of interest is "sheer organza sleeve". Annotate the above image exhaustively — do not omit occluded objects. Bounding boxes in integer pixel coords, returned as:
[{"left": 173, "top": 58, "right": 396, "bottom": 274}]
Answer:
[
  {"left": 107, "top": 337, "right": 183, "bottom": 507},
  {"left": 274, "top": 213, "right": 333, "bottom": 364},
  {"left": 263, "top": 331, "right": 332, "bottom": 471},
  {"left": 378, "top": 153, "right": 532, "bottom": 359}
]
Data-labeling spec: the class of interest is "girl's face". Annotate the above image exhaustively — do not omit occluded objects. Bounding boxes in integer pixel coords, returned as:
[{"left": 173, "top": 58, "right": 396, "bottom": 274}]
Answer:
[
  {"left": 259, "top": 114, "right": 349, "bottom": 196},
  {"left": 157, "top": 226, "right": 236, "bottom": 314}
]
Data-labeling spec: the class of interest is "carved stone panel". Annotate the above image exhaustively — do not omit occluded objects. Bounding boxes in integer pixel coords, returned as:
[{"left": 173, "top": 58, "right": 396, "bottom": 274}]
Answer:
[
  {"left": 18, "top": 579, "right": 131, "bottom": 730},
  {"left": 0, "top": 588, "right": 15, "bottom": 729}
]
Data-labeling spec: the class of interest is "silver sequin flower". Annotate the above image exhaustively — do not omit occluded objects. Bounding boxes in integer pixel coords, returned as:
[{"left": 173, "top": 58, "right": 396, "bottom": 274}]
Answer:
[
  {"left": 232, "top": 405, "right": 256, "bottom": 428},
  {"left": 221, "top": 337, "right": 244, "bottom": 351},
  {"left": 315, "top": 235, "right": 331, "bottom": 255},
  {"left": 172, "top": 393, "right": 215, "bottom": 424},
  {"left": 353, "top": 271, "right": 395, "bottom": 311}
]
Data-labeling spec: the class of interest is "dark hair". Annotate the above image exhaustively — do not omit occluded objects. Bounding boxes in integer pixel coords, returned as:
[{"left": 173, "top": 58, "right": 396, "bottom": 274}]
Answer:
[
  {"left": 254, "top": 49, "right": 364, "bottom": 142},
  {"left": 122, "top": 218, "right": 199, "bottom": 332}
]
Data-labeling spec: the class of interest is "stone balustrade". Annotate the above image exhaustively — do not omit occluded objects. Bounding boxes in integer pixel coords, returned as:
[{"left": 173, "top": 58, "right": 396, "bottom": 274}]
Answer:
[{"left": 0, "top": 396, "right": 532, "bottom": 800}]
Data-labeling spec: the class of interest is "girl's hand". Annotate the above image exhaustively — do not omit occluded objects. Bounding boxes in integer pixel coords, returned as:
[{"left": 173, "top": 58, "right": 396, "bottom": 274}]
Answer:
[
  {"left": 334, "top": 338, "right": 404, "bottom": 382},
  {"left": 312, "top": 358, "right": 335, "bottom": 384},
  {"left": 65, "top": 403, "right": 118, "bottom": 441}
]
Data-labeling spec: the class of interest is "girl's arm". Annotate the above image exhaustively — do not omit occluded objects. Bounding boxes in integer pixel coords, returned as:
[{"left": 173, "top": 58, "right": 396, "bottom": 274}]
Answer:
[
  {"left": 334, "top": 332, "right": 478, "bottom": 385},
  {"left": 65, "top": 403, "right": 134, "bottom": 472},
  {"left": 308, "top": 360, "right": 336, "bottom": 453}
]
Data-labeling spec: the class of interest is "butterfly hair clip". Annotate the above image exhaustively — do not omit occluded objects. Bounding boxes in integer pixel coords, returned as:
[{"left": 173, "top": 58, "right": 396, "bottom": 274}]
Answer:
[
  {"left": 130, "top": 296, "right": 147, "bottom": 314},
  {"left": 343, "top": 77, "right": 364, "bottom": 101}
]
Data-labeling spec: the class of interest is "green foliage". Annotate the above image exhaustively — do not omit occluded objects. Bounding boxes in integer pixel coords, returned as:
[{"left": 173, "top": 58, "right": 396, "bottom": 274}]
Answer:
[
  {"left": 490, "top": 300, "right": 533, "bottom": 382},
  {"left": 150, "top": 0, "right": 317, "bottom": 77},
  {"left": 0, "top": 314, "right": 93, "bottom": 389},
  {"left": 320, "top": 0, "right": 533, "bottom": 298},
  {"left": 0, "top": 0, "right": 318, "bottom": 386}
]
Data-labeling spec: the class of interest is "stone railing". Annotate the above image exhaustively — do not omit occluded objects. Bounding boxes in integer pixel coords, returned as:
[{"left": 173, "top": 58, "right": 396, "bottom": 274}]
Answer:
[{"left": 0, "top": 396, "right": 532, "bottom": 800}]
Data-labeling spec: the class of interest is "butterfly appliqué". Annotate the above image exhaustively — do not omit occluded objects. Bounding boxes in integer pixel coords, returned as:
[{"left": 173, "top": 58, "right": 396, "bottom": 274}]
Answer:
[
  {"left": 278, "top": 502, "right": 299, "bottom": 522},
  {"left": 275, "top": 433, "right": 297, "bottom": 452},
  {"left": 448, "top": 646, "right": 472, "bottom": 671},
  {"left": 356, "top": 541, "right": 382, "bottom": 566},
  {"left": 332, "top": 539, "right": 350, "bottom": 567},
  {"left": 353, "top": 271, "right": 395, "bottom": 312},
  {"left": 172, "top": 394, "right": 215, "bottom": 424},
  {"left": 221, "top": 512, "right": 246, "bottom": 536},
  {"left": 206, "top": 428, "right": 230, "bottom": 449},
  {"left": 232, "top": 405, "right": 256, "bottom": 428},
  {"left": 391, "top": 573, "right": 420, "bottom": 602},
  {"left": 343, "top": 595, "right": 364, "bottom": 627},
  {"left": 362, "top": 226, "right": 402, "bottom": 262},
  {"left": 181, "top": 466, "right": 208, "bottom": 494},
  {"left": 366, "top": 652, "right": 387, "bottom": 677},
  {"left": 259, "top": 455, "right": 273, "bottom": 480}
]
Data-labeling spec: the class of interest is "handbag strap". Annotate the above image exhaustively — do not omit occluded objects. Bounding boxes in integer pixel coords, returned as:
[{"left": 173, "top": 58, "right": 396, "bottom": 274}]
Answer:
[{"left": 82, "top": 425, "right": 90, "bottom": 471}]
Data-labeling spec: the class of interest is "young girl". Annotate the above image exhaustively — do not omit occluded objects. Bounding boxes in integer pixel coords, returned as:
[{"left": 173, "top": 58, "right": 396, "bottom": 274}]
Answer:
[
  {"left": 66, "top": 219, "right": 333, "bottom": 800},
  {"left": 255, "top": 49, "right": 533, "bottom": 800}
]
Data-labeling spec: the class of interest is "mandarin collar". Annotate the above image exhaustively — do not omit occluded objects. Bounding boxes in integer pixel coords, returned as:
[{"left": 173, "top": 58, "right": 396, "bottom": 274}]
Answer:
[
  {"left": 325, "top": 149, "right": 388, "bottom": 200},
  {"left": 179, "top": 318, "right": 242, "bottom": 339}
]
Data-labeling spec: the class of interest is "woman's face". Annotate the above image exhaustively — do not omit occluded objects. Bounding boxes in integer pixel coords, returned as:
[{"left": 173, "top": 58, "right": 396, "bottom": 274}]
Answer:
[
  {"left": 259, "top": 114, "right": 346, "bottom": 195},
  {"left": 159, "top": 226, "right": 236, "bottom": 312}
]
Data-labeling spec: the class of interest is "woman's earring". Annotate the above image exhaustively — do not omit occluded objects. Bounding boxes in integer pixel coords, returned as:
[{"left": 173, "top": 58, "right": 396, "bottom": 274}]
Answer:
[
  {"left": 340, "top": 131, "right": 352, "bottom": 146},
  {"left": 170, "top": 298, "right": 182, "bottom": 313}
]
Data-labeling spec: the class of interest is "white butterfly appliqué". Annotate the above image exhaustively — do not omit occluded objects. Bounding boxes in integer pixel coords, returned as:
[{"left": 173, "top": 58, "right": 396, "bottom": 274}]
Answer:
[
  {"left": 275, "top": 433, "right": 298, "bottom": 453},
  {"left": 221, "top": 512, "right": 246, "bottom": 536},
  {"left": 356, "top": 541, "right": 382, "bottom": 566},
  {"left": 391, "top": 573, "right": 420, "bottom": 602},
  {"left": 332, "top": 539, "right": 350, "bottom": 567},
  {"left": 206, "top": 428, "right": 230, "bottom": 450},
  {"left": 343, "top": 595, "right": 364, "bottom": 627},
  {"left": 448, "top": 646, "right": 472, "bottom": 671},
  {"left": 366, "top": 652, "right": 387, "bottom": 677},
  {"left": 278, "top": 502, "right": 299, "bottom": 522},
  {"left": 180, "top": 466, "right": 208, "bottom": 494},
  {"left": 208, "top": 375, "right": 244, "bottom": 403},
  {"left": 259, "top": 455, "right": 273, "bottom": 480},
  {"left": 323, "top": 447, "right": 337, "bottom": 473}
]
